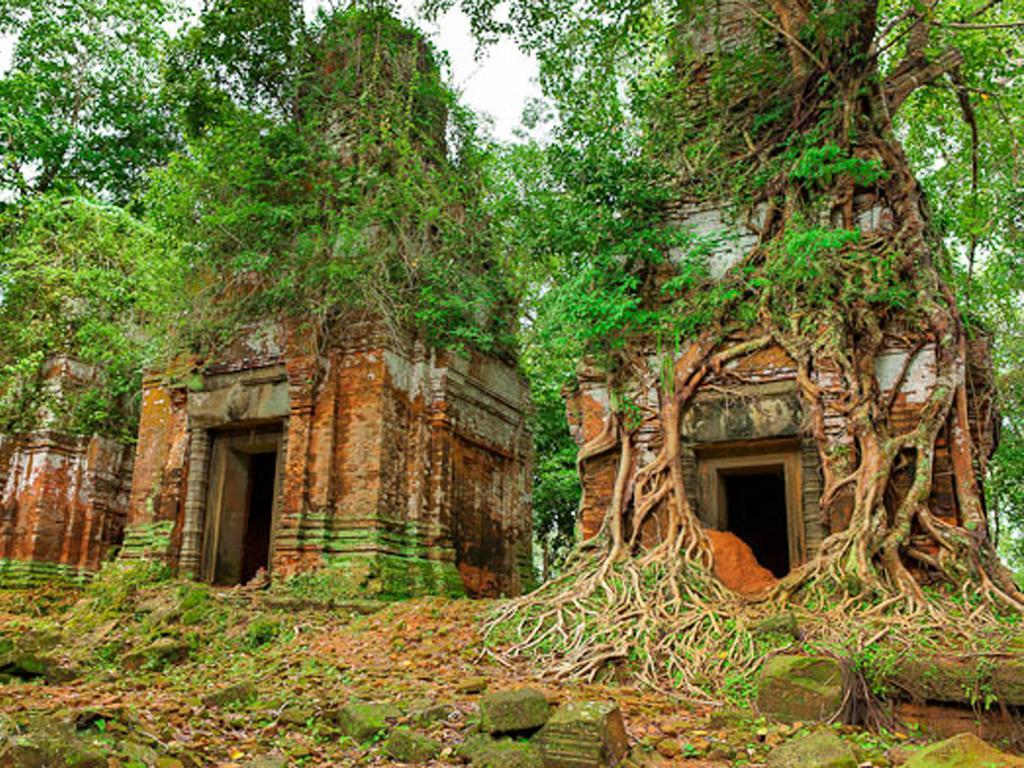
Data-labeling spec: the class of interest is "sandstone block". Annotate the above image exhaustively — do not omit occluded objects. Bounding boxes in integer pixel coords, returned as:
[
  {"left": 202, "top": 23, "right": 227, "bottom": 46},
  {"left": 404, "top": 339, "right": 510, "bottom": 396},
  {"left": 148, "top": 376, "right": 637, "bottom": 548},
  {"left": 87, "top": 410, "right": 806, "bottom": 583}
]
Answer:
[
  {"left": 480, "top": 688, "right": 549, "bottom": 734},
  {"left": 534, "top": 701, "right": 629, "bottom": 767},
  {"left": 384, "top": 727, "right": 442, "bottom": 763},
  {"left": 332, "top": 701, "right": 401, "bottom": 743},
  {"left": 766, "top": 731, "right": 856, "bottom": 768},
  {"left": 458, "top": 736, "right": 544, "bottom": 768},
  {"left": 123, "top": 637, "right": 190, "bottom": 671},
  {"left": 757, "top": 655, "right": 843, "bottom": 722},
  {"left": 904, "top": 733, "right": 1024, "bottom": 768},
  {"left": 202, "top": 681, "right": 258, "bottom": 708}
]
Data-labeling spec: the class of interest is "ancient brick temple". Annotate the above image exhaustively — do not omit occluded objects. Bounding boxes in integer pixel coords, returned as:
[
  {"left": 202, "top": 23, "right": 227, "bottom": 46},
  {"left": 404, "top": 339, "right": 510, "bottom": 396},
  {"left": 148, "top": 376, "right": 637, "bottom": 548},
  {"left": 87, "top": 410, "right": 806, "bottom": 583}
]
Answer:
[
  {"left": 0, "top": 357, "right": 133, "bottom": 584},
  {"left": 120, "top": 321, "right": 533, "bottom": 598}
]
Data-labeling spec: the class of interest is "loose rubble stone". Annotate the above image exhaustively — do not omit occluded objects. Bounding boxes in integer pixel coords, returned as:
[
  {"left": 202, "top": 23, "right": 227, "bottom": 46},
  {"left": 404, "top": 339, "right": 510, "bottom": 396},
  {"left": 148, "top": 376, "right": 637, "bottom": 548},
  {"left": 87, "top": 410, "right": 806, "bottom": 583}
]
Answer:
[
  {"left": 384, "top": 727, "right": 442, "bottom": 763},
  {"left": 457, "top": 676, "right": 490, "bottom": 694},
  {"left": 752, "top": 611, "right": 800, "bottom": 638},
  {"left": 903, "top": 732, "right": 1024, "bottom": 768},
  {"left": 278, "top": 707, "right": 314, "bottom": 726},
  {"left": 757, "top": 655, "right": 843, "bottom": 722},
  {"left": 123, "top": 637, "right": 190, "bottom": 671},
  {"left": 412, "top": 701, "right": 456, "bottom": 725},
  {"left": 461, "top": 737, "right": 544, "bottom": 768},
  {"left": 0, "top": 715, "right": 106, "bottom": 768},
  {"left": 202, "top": 681, "right": 259, "bottom": 708},
  {"left": 480, "top": 688, "right": 550, "bottom": 734},
  {"left": 766, "top": 730, "right": 857, "bottom": 768},
  {"left": 332, "top": 701, "right": 402, "bottom": 743},
  {"left": 534, "top": 701, "right": 629, "bottom": 767},
  {"left": 246, "top": 757, "right": 288, "bottom": 768}
]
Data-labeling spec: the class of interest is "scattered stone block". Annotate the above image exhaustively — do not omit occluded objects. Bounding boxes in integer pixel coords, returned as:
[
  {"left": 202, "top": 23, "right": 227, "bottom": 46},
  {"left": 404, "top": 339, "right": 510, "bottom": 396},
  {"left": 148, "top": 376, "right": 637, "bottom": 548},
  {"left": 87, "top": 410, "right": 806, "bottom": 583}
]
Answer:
[
  {"left": 462, "top": 738, "right": 544, "bottom": 768},
  {"left": 278, "top": 706, "right": 314, "bottom": 726},
  {"left": 0, "top": 715, "right": 107, "bottom": 768},
  {"left": 412, "top": 701, "right": 456, "bottom": 725},
  {"left": 534, "top": 701, "right": 629, "bottom": 767},
  {"left": 332, "top": 701, "right": 402, "bottom": 743},
  {"left": 757, "top": 655, "right": 843, "bottom": 722},
  {"left": 480, "top": 688, "right": 550, "bottom": 735},
  {"left": 202, "top": 681, "right": 258, "bottom": 708},
  {"left": 766, "top": 731, "right": 856, "bottom": 768},
  {"left": 903, "top": 732, "right": 1024, "bottom": 768},
  {"left": 457, "top": 676, "right": 490, "bottom": 694},
  {"left": 123, "top": 637, "right": 190, "bottom": 671},
  {"left": 384, "top": 727, "right": 442, "bottom": 763},
  {"left": 455, "top": 733, "right": 495, "bottom": 763},
  {"left": 246, "top": 757, "right": 288, "bottom": 768}
]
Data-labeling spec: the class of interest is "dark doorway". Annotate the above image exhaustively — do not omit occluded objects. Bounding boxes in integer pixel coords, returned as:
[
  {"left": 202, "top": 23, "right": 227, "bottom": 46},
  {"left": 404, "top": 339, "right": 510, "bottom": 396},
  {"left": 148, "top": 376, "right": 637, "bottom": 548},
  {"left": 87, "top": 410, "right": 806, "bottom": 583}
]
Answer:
[
  {"left": 241, "top": 451, "right": 277, "bottom": 584},
  {"left": 203, "top": 428, "right": 282, "bottom": 586},
  {"left": 722, "top": 468, "right": 790, "bottom": 577}
]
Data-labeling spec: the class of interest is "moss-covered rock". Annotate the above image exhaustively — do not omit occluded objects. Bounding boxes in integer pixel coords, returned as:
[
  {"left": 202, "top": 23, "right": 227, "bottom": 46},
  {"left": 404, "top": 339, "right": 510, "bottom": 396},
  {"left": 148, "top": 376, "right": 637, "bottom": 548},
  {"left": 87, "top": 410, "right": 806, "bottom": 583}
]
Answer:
[
  {"left": 480, "top": 688, "right": 550, "bottom": 734},
  {"left": 752, "top": 611, "right": 800, "bottom": 638},
  {"left": 202, "top": 681, "right": 259, "bottom": 708},
  {"left": 533, "top": 701, "right": 629, "bottom": 767},
  {"left": 331, "top": 701, "right": 402, "bottom": 742},
  {"left": 0, "top": 715, "right": 107, "bottom": 768},
  {"left": 458, "top": 735, "right": 544, "bottom": 768},
  {"left": 766, "top": 731, "right": 856, "bottom": 768},
  {"left": 904, "top": 733, "right": 1024, "bottom": 768},
  {"left": 122, "top": 636, "right": 190, "bottom": 671},
  {"left": 757, "top": 655, "right": 843, "bottom": 722},
  {"left": 383, "top": 727, "right": 442, "bottom": 763}
]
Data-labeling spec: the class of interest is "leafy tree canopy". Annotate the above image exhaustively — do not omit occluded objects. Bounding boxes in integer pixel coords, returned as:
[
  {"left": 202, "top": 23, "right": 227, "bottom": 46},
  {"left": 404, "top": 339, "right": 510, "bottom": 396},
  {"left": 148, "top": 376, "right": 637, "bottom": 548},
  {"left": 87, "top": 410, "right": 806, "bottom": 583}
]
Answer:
[
  {"left": 0, "top": 0, "right": 181, "bottom": 205},
  {"left": 0, "top": 194, "right": 181, "bottom": 439},
  {"left": 149, "top": 1, "right": 515, "bottom": 358}
]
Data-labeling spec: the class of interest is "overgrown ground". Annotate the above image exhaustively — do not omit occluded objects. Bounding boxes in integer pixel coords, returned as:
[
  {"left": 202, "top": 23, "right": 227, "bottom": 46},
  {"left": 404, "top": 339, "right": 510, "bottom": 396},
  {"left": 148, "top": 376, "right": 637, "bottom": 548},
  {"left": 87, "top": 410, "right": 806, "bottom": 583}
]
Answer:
[{"left": 0, "top": 566, "right": 1017, "bottom": 767}]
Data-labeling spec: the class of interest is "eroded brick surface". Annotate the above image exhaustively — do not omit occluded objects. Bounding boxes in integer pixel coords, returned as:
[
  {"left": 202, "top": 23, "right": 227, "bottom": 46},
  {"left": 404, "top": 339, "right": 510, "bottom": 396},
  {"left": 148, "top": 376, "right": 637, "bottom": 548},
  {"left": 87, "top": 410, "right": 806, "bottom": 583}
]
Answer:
[
  {"left": 123, "top": 322, "right": 533, "bottom": 597},
  {"left": 0, "top": 431, "right": 132, "bottom": 583}
]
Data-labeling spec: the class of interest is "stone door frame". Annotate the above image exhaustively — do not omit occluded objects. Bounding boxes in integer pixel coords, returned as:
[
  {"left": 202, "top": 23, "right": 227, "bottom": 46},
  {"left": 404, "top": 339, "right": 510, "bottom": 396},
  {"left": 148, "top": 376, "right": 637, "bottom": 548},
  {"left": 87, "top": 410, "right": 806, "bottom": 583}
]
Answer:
[
  {"left": 198, "top": 426, "right": 286, "bottom": 584},
  {"left": 695, "top": 438, "right": 807, "bottom": 570}
]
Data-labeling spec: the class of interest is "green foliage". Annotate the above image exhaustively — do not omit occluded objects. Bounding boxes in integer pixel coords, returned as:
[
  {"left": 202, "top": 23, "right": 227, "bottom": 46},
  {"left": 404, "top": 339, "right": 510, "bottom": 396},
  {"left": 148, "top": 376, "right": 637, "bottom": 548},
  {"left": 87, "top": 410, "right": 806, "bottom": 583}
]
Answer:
[
  {"left": 0, "top": 195, "right": 181, "bottom": 438},
  {"left": 150, "top": 2, "right": 513, "bottom": 358},
  {"left": 790, "top": 144, "right": 888, "bottom": 188},
  {"left": 0, "top": 0, "right": 180, "bottom": 204}
]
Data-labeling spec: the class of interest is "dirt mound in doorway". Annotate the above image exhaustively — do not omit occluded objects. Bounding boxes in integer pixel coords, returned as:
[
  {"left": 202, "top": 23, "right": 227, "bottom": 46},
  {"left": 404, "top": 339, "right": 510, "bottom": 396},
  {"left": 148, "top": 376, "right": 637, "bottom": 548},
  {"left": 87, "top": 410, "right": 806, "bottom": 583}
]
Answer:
[{"left": 706, "top": 530, "right": 778, "bottom": 595}]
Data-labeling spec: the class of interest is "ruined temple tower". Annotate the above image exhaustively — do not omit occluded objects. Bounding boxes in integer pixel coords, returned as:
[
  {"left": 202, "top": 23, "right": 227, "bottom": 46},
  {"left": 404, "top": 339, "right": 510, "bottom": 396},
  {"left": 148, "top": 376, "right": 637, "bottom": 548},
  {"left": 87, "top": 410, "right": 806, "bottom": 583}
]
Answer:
[
  {"left": 565, "top": 1, "right": 998, "bottom": 595},
  {"left": 122, "top": 321, "right": 533, "bottom": 598},
  {"left": 0, "top": 12, "right": 534, "bottom": 597},
  {"left": 0, "top": 357, "right": 133, "bottom": 584}
]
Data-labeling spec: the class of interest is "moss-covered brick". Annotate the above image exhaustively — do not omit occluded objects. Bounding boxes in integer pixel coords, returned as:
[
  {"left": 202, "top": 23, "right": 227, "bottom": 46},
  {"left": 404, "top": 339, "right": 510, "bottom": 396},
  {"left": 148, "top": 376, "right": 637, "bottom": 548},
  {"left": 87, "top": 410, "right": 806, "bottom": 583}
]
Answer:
[
  {"left": 332, "top": 701, "right": 402, "bottom": 743},
  {"left": 480, "top": 688, "right": 550, "bottom": 735},
  {"left": 757, "top": 655, "right": 843, "bottom": 723},
  {"left": 457, "top": 735, "right": 544, "bottom": 768},
  {"left": 534, "top": 701, "right": 629, "bottom": 767},
  {"left": 766, "top": 731, "right": 857, "bottom": 768},
  {"left": 202, "top": 681, "right": 259, "bottom": 708},
  {"left": 383, "top": 727, "right": 442, "bottom": 763},
  {"left": 904, "top": 733, "right": 1024, "bottom": 768}
]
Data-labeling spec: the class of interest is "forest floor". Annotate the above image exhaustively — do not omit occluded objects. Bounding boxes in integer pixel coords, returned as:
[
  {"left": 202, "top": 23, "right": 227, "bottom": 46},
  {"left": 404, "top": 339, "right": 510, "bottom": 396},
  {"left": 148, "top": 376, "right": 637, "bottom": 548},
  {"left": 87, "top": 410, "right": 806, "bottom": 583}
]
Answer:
[{"left": 0, "top": 568, "right": 1010, "bottom": 767}]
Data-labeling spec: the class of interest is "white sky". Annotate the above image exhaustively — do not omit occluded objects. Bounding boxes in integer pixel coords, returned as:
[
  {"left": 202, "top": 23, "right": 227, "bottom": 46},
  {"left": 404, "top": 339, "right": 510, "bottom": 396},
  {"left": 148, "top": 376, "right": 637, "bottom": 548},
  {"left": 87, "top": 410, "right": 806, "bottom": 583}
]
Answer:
[{"left": 0, "top": 2, "right": 539, "bottom": 142}]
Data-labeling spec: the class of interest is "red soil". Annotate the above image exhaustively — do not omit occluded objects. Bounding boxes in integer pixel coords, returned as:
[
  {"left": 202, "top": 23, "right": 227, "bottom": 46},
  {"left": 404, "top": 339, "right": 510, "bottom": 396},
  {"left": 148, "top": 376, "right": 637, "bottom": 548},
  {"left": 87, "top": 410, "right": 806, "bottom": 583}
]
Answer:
[{"left": 706, "top": 529, "right": 778, "bottom": 595}]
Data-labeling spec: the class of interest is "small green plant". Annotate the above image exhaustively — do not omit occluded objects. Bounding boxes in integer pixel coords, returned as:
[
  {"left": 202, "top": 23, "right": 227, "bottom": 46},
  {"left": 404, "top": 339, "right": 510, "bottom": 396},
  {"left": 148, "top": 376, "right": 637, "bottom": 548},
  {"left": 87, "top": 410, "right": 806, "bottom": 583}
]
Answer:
[{"left": 243, "top": 616, "right": 283, "bottom": 650}]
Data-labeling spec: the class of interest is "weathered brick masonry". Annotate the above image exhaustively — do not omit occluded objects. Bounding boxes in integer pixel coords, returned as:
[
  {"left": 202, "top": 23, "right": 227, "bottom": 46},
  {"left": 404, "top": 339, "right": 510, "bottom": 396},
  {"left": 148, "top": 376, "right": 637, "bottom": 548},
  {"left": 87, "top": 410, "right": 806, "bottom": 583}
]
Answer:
[
  {"left": 122, "top": 322, "right": 533, "bottom": 598},
  {"left": 0, "top": 358, "right": 134, "bottom": 584}
]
